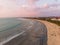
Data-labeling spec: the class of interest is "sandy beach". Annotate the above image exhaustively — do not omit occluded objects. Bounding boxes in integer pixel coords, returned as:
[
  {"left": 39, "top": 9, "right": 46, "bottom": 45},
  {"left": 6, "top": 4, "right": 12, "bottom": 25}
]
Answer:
[{"left": 38, "top": 20, "right": 60, "bottom": 45}]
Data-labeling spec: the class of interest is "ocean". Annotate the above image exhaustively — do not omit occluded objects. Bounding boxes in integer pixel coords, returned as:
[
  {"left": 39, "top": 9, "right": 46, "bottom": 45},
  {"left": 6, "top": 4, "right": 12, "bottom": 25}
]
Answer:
[{"left": 0, "top": 18, "right": 23, "bottom": 42}]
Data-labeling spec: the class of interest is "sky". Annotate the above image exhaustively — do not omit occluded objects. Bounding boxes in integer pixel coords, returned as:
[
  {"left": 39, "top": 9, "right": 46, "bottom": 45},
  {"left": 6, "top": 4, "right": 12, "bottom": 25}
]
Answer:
[{"left": 0, "top": 0, "right": 60, "bottom": 17}]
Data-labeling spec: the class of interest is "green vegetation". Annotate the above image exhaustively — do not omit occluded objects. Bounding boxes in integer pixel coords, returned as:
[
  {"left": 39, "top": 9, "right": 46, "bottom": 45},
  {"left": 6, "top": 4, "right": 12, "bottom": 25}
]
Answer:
[
  {"left": 46, "top": 19, "right": 60, "bottom": 26},
  {"left": 39, "top": 18, "right": 60, "bottom": 26}
]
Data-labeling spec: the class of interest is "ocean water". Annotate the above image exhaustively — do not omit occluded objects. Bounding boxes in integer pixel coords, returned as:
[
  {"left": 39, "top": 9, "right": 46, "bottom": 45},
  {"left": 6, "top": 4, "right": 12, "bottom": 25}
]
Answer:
[
  {"left": 0, "top": 18, "right": 23, "bottom": 42},
  {"left": 0, "top": 18, "right": 34, "bottom": 42}
]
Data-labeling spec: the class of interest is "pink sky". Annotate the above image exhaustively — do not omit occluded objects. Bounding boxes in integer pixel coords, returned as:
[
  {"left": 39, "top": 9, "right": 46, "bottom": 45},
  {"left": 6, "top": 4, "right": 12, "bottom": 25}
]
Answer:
[{"left": 0, "top": 0, "right": 60, "bottom": 18}]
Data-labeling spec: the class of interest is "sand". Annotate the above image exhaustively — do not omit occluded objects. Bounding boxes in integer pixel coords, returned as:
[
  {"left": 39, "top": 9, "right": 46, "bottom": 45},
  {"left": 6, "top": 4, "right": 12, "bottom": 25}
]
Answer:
[{"left": 38, "top": 20, "right": 60, "bottom": 45}]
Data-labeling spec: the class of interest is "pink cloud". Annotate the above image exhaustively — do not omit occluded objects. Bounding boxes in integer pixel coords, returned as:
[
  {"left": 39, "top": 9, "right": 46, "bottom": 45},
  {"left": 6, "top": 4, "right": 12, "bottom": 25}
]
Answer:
[
  {"left": 0, "top": 6, "right": 39, "bottom": 17},
  {"left": 50, "top": 4, "right": 60, "bottom": 7},
  {"left": 27, "top": 0, "right": 39, "bottom": 2},
  {"left": 41, "top": 3, "right": 60, "bottom": 9},
  {"left": 0, "top": 0, "right": 40, "bottom": 17},
  {"left": 41, "top": 4, "right": 49, "bottom": 8},
  {"left": 0, "top": 5, "right": 2, "bottom": 10},
  {"left": 14, "top": 7, "right": 39, "bottom": 17},
  {"left": 26, "top": 0, "right": 39, "bottom": 5},
  {"left": 45, "top": 3, "right": 60, "bottom": 8},
  {"left": 0, "top": 0, "right": 60, "bottom": 18}
]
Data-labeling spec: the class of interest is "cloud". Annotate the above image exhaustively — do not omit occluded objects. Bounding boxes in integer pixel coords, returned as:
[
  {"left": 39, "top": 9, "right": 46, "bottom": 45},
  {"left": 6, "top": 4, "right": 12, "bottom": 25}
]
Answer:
[
  {"left": 26, "top": 0, "right": 39, "bottom": 4},
  {"left": 0, "top": 0, "right": 40, "bottom": 17},
  {"left": 39, "top": 3, "right": 60, "bottom": 17},
  {"left": 0, "top": 0, "right": 60, "bottom": 18},
  {"left": 54, "top": 0, "right": 58, "bottom": 2},
  {"left": 41, "top": 3, "right": 49, "bottom": 8},
  {"left": 50, "top": 4, "right": 60, "bottom": 7},
  {"left": 46, "top": 4, "right": 60, "bottom": 8},
  {"left": 27, "top": 0, "right": 39, "bottom": 2},
  {"left": 41, "top": 3, "right": 60, "bottom": 9},
  {"left": 14, "top": 7, "right": 40, "bottom": 17}
]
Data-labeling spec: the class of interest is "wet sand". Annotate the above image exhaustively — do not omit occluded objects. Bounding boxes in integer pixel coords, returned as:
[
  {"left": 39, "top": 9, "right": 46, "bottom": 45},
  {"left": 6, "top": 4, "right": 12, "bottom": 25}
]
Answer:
[{"left": 20, "top": 20, "right": 47, "bottom": 45}]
